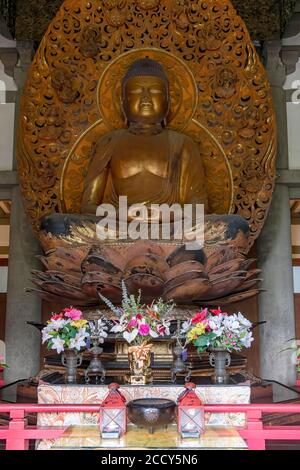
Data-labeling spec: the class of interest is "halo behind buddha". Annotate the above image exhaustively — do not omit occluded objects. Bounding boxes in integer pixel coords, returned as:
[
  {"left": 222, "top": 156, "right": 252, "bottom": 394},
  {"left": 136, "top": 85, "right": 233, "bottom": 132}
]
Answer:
[{"left": 18, "top": 0, "right": 277, "bottom": 250}]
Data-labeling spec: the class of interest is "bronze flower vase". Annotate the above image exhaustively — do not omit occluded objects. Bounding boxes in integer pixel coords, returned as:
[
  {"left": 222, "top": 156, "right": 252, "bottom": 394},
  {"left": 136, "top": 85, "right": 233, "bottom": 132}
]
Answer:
[
  {"left": 208, "top": 348, "right": 231, "bottom": 385},
  {"left": 61, "top": 349, "right": 83, "bottom": 384},
  {"left": 127, "top": 343, "right": 153, "bottom": 385}
]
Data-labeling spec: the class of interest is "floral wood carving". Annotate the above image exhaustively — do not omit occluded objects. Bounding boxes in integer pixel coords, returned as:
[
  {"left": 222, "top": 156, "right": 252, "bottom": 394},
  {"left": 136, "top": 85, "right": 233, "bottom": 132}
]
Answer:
[{"left": 18, "top": 0, "right": 276, "bottom": 250}]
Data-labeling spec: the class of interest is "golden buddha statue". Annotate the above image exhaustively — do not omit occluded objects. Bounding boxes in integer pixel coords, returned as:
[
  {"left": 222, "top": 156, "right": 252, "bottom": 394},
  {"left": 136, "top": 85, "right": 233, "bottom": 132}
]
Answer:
[
  {"left": 42, "top": 58, "right": 248, "bottom": 247},
  {"left": 35, "top": 59, "right": 254, "bottom": 307},
  {"left": 81, "top": 58, "right": 208, "bottom": 216},
  {"left": 21, "top": 1, "right": 275, "bottom": 307}
]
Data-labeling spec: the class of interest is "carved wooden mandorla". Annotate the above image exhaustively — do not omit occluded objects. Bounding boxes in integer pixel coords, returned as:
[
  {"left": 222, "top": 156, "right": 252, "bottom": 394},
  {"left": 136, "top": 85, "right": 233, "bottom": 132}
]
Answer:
[{"left": 18, "top": 0, "right": 275, "bottom": 307}]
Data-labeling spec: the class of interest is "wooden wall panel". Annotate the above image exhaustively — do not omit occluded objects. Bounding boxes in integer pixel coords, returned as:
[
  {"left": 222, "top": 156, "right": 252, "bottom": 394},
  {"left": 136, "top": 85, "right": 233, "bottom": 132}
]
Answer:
[{"left": 226, "top": 296, "right": 260, "bottom": 376}]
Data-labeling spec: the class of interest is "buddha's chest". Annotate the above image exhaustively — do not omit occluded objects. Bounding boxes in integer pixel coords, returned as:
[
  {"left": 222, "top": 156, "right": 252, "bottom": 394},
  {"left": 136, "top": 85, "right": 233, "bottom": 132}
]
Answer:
[{"left": 110, "top": 133, "right": 169, "bottom": 179}]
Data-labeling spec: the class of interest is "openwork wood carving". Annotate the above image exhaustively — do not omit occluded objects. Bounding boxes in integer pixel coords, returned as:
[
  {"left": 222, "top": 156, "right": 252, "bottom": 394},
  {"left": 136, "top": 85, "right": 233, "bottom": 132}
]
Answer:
[{"left": 18, "top": 0, "right": 276, "bottom": 248}]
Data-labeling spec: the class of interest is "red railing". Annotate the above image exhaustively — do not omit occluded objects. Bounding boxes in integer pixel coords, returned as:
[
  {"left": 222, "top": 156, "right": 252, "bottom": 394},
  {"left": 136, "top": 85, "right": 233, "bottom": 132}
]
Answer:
[{"left": 1, "top": 403, "right": 300, "bottom": 450}]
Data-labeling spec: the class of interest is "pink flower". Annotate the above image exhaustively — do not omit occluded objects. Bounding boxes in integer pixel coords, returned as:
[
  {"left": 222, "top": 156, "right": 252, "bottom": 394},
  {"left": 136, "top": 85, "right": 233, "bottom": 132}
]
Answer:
[
  {"left": 128, "top": 318, "right": 138, "bottom": 328},
  {"left": 63, "top": 307, "right": 82, "bottom": 321},
  {"left": 138, "top": 323, "right": 150, "bottom": 336}
]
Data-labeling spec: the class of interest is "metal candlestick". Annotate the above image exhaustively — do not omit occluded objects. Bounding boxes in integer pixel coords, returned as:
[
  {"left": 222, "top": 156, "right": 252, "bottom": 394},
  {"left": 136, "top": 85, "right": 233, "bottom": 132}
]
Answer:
[
  {"left": 85, "top": 319, "right": 107, "bottom": 384},
  {"left": 171, "top": 319, "right": 191, "bottom": 383}
]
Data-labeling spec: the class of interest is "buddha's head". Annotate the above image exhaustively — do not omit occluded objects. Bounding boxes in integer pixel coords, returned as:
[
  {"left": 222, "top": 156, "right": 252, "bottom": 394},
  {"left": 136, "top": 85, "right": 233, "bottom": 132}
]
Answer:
[{"left": 121, "top": 58, "right": 169, "bottom": 128}]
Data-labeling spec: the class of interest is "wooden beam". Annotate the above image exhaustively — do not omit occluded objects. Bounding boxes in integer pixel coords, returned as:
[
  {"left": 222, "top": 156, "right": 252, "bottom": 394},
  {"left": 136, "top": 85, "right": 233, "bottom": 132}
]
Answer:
[
  {"left": 278, "top": 170, "right": 300, "bottom": 187},
  {"left": 290, "top": 188, "right": 300, "bottom": 199},
  {"left": 0, "top": 171, "right": 17, "bottom": 188},
  {"left": 291, "top": 201, "right": 300, "bottom": 214},
  {"left": 0, "top": 201, "right": 11, "bottom": 215}
]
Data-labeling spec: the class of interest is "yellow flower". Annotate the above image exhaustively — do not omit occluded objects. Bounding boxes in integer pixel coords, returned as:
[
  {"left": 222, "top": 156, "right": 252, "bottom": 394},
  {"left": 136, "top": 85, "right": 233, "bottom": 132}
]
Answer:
[
  {"left": 71, "top": 319, "right": 88, "bottom": 328},
  {"left": 187, "top": 323, "right": 206, "bottom": 341}
]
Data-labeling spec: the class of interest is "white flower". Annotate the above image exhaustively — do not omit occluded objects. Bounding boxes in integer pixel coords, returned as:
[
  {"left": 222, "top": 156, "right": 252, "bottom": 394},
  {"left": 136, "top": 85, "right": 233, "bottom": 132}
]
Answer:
[
  {"left": 95, "top": 319, "right": 109, "bottom": 337},
  {"left": 123, "top": 329, "right": 138, "bottom": 344},
  {"left": 111, "top": 323, "right": 123, "bottom": 333},
  {"left": 42, "top": 330, "right": 53, "bottom": 344},
  {"left": 180, "top": 320, "right": 191, "bottom": 335},
  {"left": 209, "top": 316, "right": 224, "bottom": 337},
  {"left": 240, "top": 332, "right": 254, "bottom": 348},
  {"left": 237, "top": 312, "right": 252, "bottom": 329},
  {"left": 80, "top": 327, "right": 90, "bottom": 338},
  {"left": 223, "top": 316, "right": 240, "bottom": 333},
  {"left": 51, "top": 337, "right": 65, "bottom": 354},
  {"left": 163, "top": 323, "right": 170, "bottom": 336},
  {"left": 149, "top": 329, "right": 159, "bottom": 338},
  {"left": 49, "top": 319, "right": 68, "bottom": 330},
  {"left": 69, "top": 333, "right": 88, "bottom": 351}
]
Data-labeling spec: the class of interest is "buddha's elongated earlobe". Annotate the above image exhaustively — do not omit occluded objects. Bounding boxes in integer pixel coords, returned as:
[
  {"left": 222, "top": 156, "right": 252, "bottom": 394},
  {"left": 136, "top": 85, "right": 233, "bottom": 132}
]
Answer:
[
  {"left": 163, "top": 88, "right": 170, "bottom": 127},
  {"left": 120, "top": 99, "right": 129, "bottom": 126}
]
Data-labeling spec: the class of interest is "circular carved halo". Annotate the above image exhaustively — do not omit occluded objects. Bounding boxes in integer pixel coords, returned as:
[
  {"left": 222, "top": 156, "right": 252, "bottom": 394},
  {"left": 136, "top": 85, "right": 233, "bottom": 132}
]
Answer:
[
  {"left": 17, "top": 0, "right": 277, "bottom": 250},
  {"left": 184, "top": 119, "right": 233, "bottom": 215},
  {"left": 61, "top": 119, "right": 110, "bottom": 213},
  {"left": 97, "top": 48, "right": 198, "bottom": 131}
]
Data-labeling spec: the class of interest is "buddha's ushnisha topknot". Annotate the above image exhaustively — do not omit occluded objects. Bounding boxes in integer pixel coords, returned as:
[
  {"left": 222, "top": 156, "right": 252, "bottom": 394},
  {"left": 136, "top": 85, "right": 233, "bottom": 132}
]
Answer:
[{"left": 122, "top": 58, "right": 169, "bottom": 94}]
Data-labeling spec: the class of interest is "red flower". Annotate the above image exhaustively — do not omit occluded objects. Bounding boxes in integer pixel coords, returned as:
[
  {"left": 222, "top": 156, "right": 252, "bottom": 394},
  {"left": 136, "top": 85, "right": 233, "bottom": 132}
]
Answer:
[
  {"left": 191, "top": 309, "right": 208, "bottom": 324},
  {"left": 210, "top": 307, "right": 225, "bottom": 316},
  {"left": 136, "top": 313, "right": 143, "bottom": 320},
  {"left": 157, "top": 325, "right": 166, "bottom": 334},
  {"left": 51, "top": 313, "right": 63, "bottom": 320}
]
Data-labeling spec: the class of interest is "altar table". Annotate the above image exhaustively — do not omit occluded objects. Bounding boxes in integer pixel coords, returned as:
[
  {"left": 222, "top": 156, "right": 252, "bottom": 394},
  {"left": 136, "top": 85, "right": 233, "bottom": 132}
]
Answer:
[{"left": 37, "top": 382, "right": 250, "bottom": 450}]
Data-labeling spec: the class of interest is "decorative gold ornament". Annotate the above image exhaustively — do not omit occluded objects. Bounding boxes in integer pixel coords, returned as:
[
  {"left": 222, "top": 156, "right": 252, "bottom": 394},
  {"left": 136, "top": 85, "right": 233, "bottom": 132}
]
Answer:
[{"left": 127, "top": 342, "right": 153, "bottom": 384}]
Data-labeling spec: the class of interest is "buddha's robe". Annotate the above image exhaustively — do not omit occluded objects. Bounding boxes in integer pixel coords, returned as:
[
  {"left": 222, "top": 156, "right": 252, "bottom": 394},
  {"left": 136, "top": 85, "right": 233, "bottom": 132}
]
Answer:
[{"left": 81, "top": 129, "right": 208, "bottom": 212}]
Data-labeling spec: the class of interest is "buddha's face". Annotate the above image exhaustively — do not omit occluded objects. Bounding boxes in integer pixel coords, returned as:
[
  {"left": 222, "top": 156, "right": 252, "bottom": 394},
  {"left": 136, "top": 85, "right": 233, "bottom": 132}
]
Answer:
[{"left": 122, "top": 75, "right": 169, "bottom": 125}]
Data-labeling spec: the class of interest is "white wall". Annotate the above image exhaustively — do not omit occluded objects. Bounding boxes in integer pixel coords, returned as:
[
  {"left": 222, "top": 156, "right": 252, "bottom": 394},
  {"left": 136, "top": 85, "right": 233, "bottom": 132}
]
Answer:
[
  {"left": 0, "top": 103, "right": 14, "bottom": 170},
  {"left": 0, "top": 59, "right": 16, "bottom": 97},
  {"left": 0, "top": 35, "right": 17, "bottom": 171},
  {"left": 283, "top": 19, "right": 300, "bottom": 169}
]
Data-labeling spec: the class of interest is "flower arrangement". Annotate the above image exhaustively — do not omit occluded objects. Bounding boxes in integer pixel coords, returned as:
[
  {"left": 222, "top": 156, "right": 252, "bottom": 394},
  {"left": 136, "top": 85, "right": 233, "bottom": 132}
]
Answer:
[
  {"left": 180, "top": 307, "right": 254, "bottom": 353},
  {"left": 100, "top": 282, "right": 173, "bottom": 345},
  {"left": 42, "top": 307, "right": 91, "bottom": 354}
]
